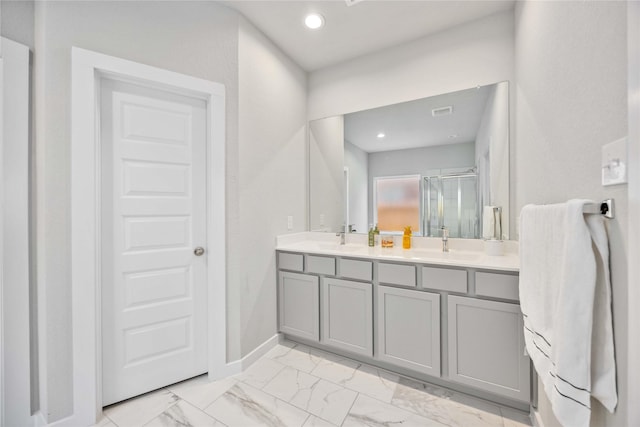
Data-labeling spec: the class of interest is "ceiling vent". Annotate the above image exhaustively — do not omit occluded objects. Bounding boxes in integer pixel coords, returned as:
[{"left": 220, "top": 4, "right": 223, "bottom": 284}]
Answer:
[
  {"left": 345, "top": 0, "right": 367, "bottom": 6},
  {"left": 432, "top": 106, "right": 453, "bottom": 117}
]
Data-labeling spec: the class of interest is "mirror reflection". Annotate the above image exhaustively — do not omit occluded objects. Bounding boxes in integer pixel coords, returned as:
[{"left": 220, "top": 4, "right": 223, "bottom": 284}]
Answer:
[{"left": 309, "top": 81, "right": 509, "bottom": 240}]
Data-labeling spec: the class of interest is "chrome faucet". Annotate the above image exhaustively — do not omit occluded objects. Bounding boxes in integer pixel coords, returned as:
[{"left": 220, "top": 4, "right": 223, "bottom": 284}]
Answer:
[
  {"left": 441, "top": 227, "right": 449, "bottom": 252},
  {"left": 336, "top": 227, "right": 346, "bottom": 245}
]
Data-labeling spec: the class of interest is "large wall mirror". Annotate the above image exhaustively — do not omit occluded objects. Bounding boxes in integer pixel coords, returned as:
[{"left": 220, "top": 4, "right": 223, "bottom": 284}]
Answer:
[{"left": 309, "top": 81, "right": 510, "bottom": 240}]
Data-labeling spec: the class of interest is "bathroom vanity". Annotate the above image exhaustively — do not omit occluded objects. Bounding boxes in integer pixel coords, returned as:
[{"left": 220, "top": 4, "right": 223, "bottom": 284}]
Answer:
[{"left": 275, "top": 233, "right": 530, "bottom": 410}]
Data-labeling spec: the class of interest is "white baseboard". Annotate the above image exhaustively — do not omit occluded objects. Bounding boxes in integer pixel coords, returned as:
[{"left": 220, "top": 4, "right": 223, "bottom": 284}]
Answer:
[
  {"left": 531, "top": 407, "right": 544, "bottom": 427},
  {"left": 33, "top": 411, "right": 79, "bottom": 427},
  {"left": 210, "top": 358, "right": 241, "bottom": 380},
  {"left": 39, "top": 334, "right": 283, "bottom": 426},
  {"left": 31, "top": 411, "right": 48, "bottom": 427},
  {"left": 210, "top": 333, "right": 282, "bottom": 380},
  {"left": 238, "top": 333, "right": 281, "bottom": 371}
]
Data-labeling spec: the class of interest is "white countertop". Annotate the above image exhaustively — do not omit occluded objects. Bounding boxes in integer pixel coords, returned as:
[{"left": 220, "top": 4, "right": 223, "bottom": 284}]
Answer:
[{"left": 276, "top": 232, "right": 520, "bottom": 273}]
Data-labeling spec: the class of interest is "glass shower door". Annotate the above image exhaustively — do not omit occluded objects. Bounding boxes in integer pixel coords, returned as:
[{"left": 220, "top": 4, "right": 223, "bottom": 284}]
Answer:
[
  {"left": 423, "top": 174, "right": 479, "bottom": 238},
  {"left": 423, "top": 176, "right": 441, "bottom": 237}
]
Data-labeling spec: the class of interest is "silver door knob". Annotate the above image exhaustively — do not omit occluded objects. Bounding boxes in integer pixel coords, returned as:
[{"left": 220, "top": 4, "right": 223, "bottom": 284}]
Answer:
[{"left": 194, "top": 247, "right": 205, "bottom": 256}]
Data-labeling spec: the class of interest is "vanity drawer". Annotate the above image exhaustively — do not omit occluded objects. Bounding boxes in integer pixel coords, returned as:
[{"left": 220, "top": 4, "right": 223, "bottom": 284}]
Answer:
[
  {"left": 475, "top": 272, "right": 519, "bottom": 301},
  {"left": 278, "top": 252, "right": 304, "bottom": 272},
  {"left": 378, "top": 263, "right": 416, "bottom": 287},
  {"left": 340, "top": 259, "right": 373, "bottom": 281},
  {"left": 307, "top": 255, "right": 336, "bottom": 276},
  {"left": 422, "top": 267, "right": 467, "bottom": 293}
]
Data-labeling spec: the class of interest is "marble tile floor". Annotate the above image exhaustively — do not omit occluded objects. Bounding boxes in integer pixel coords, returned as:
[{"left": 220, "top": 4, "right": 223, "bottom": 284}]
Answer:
[{"left": 96, "top": 341, "right": 532, "bottom": 427}]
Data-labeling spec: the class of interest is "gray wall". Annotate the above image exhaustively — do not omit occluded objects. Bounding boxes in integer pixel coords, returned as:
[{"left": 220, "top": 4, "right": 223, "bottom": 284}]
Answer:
[
  {"left": 7, "top": 1, "right": 306, "bottom": 422},
  {"left": 236, "top": 17, "right": 307, "bottom": 358},
  {"left": 627, "top": 3, "right": 640, "bottom": 425},
  {"left": 1, "top": 0, "right": 38, "bottom": 414},
  {"left": 1, "top": 1, "right": 34, "bottom": 49},
  {"left": 514, "top": 1, "right": 628, "bottom": 425},
  {"left": 368, "top": 142, "right": 476, "bottom": 179}
]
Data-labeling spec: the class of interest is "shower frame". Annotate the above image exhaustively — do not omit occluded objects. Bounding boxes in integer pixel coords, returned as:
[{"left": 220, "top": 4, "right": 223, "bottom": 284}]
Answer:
[{"left": 423, "top": 172, "right": 480, "bottom": 238}]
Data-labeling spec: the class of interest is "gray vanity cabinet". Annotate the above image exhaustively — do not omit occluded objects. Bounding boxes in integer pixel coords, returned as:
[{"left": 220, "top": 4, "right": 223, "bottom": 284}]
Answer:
[
  {"left": 278, "top": 271, "right": 319, "bottom": 342},
  {"left": 276, "top": 249, "right": 528, "bottom": 409},
  {"left": 321, "top": 278, "right": 373, "bottom": 357},
  {"left": 377, "top": 286, "right": 440, "bottom": 376},
  {"left": 447, "top": 295, "right": 530, "bottom": 402}
]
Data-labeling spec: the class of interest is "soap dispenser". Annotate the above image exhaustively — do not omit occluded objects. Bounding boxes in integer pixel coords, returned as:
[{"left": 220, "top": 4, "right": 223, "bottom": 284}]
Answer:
[
  {"left": 368, "top": 224, "right": 375, "bottom": 247},
  {"left": 403, "top": 226, "right": 412, "bottom": 249}
]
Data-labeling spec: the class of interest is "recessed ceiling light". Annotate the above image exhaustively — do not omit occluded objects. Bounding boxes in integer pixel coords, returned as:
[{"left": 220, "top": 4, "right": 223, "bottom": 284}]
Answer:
[
  {"left": 377, "top": 133, "right": 385, "bottom": 138},
  {"left": 304, "top": 13, "right": 325, "bottom": 30},
  {"left": 448, "top": 134, "right": 458, "bottom": 139}
]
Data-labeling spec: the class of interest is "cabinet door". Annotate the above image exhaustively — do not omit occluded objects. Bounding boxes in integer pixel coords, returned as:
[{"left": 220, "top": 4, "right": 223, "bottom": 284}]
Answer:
[
  {"left": 321, "top": 278, "right": 373, "bottom": 356},
  {"left": 448, "top": 295, "right": 530, "bottom": 402},
  {"left": 377, "top": 286, "right": 440, "bottom": 377},
  {"left": 278, "top": 272, "right": 319, "bottom": 341}
]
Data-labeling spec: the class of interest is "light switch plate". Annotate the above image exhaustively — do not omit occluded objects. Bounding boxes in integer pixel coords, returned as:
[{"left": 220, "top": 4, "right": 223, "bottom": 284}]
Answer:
[
  {"left": 602, "top": 137, "right": 628, "bottom": 186},
  {"left": 287, "top": 215, "right": 293, "bottom": 230}
]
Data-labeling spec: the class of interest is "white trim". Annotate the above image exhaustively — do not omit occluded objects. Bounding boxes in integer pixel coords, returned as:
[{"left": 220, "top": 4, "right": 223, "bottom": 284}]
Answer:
[
  {"left": 530, "top": 408, "right": 544, "bottom": 427},
  {"left": 628, "top": 2, "right": 640, "bottom": 426},
  {"left": 71, "top": 47, "right": 227, "bottom": 426},
  {"left": 209, "top": 333, "right": 282, "bottom": 377},
  {"left": 34, "top": 413, "right": 76, "bottom": 427},
  {"left": 32, "top": 411, "right": 48, "bottom": 427},
  {"left": 239, "top": 334, "right": 281, "bottom": 371},
  {"left": 0, "top": 53, "right": 4, "bottom": 427},
  {"left": 1, "top": 37, "right": 32, "bottom": 427}
]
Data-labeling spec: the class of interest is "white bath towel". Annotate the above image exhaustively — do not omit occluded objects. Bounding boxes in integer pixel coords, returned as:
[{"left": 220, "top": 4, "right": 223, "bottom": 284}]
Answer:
[{"left": 519, "top": 200, "right": 616, "bottom": 427}]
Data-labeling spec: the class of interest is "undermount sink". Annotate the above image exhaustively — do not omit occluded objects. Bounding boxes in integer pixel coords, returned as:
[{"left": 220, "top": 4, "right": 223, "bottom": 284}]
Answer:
[
  {"left": 277, "top": 233, "right": 518, "bottom": 272},
  {"left": 338, "top": 244, "right": 363, "bottom": 252},
  {"left": 298, "top": 241, "right": 482, "bottom": 260},
  {"left": 410, "top": 248, "right": 480, "bottom": 261},
  {"left": 315, "top": 242, "right": 363, "bottom": 252}
]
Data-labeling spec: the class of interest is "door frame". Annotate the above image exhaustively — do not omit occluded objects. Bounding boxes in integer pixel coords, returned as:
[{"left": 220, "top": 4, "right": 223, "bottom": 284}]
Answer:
[
  {"left": 1, "top": 52, "right": 4, "bottom": 427},
  {"left": 1, "top": 37, "right": 31, "bottom": 427},
  {"left": 628, "top": 2, "right": 640, "bottom": 425},
  {"left": 71, "top": 47, "right": 228, "bottom": 426}
]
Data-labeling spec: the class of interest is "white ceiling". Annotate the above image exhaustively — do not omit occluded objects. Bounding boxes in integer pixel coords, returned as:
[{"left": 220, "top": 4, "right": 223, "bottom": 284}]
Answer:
[
  {"left": 344, "top": 85, "right": 492, "bottom": 153},
  {"left": 221, "top": 0, "right": 515, "bottom": 71}
]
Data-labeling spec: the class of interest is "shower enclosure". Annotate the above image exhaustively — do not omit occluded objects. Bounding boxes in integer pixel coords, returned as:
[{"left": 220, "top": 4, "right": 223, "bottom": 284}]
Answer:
[{"left": 423, "top": 172, "right": 479, "bottom": 239}]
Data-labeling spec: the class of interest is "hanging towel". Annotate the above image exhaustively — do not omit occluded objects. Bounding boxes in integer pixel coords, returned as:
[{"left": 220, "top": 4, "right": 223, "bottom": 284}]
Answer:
[{"left": 519, "top": 200, "right": 616, "bottom": 427}]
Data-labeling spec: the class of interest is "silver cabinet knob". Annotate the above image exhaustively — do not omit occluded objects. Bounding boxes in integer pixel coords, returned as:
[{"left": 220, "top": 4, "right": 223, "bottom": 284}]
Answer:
[{"left": 194, "top": 247, "right": 205, "bottom": 256}]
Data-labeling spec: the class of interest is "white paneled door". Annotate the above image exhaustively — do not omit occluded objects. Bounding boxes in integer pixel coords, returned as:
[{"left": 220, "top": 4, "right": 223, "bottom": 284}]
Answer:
[{"left": 101, "top": 79, "right": 208, "bottom": 406}]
